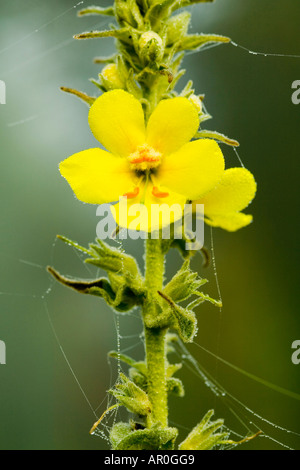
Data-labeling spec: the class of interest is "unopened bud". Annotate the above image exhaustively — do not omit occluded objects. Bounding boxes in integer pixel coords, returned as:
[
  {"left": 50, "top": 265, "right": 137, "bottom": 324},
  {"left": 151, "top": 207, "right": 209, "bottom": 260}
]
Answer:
[
  {"left": 139, "top": 31, "right": 164, "bottom": 64},
  {"left": 100, "top": 64, "right": 125, "bottom": 90}
]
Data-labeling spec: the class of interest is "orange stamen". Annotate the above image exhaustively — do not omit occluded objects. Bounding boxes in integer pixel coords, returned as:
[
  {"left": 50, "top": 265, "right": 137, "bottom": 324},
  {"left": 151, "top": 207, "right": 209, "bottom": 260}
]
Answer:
[
  {"left": 129, "top": 155, "right": 160, "bottom": 164},
  {"left": 123, "top": 187, "right": 140, "bottom": 199},
  {"left": 152, "top": 186, "right": 169, "bottom": 198}
]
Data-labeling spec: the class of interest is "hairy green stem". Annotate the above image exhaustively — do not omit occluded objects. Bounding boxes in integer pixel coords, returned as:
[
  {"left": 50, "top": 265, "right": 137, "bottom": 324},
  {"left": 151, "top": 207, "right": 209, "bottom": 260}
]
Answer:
[{"left": 143, "top": 238, "right": 168, "bottom": 428}]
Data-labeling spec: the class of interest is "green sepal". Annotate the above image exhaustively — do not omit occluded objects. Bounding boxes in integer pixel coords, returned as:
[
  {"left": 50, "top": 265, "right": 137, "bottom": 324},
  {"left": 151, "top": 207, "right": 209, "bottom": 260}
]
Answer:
[
  {"left": 176, "top": 33, "right": 230, "bottom": 52},
  {"left": 187, "top": 291, "right": 222, "bottom": 309},
  {"left": 126, "top": 69, "right": 143, "bottom": 99},
  {"left": 178, "top": 410, "right": 229, "bottom": 450},
  {"left": 195, "top": 129, "right": 240, "bottom": 147},
  {"left": 77, "top": 6, "right": 115, "bottom": 17},
  {"left": 60, "top": 87, "right": 96, "bottom": 106},
  {"left": 146, "top": 0, "right": 175, "bottom": 27},
  {"left": 115, "top": 0, "right": 144, "bottom": 28},
  {"left": 165, "top": 11, "right": 191, "bottom": 46},
  {"left": 110, "top": 422, "right": 178, "bottom": 450},
  {"left": 109, "top": 373, "right": 152, "bottom": 416},
  {"left": 93, "top": 54, "right": 118, "bottom": 64},
  {"left": 173, "top": 0, "right": 214, "bottom": 9},
  {"left": 74, "top": 27, "right": 130, "bottom": 41}
]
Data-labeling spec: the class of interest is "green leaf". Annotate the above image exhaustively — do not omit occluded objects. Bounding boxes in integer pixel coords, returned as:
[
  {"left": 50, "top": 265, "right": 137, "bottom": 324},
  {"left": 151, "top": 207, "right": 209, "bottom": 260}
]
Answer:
[{"left": 47, "top": 266, "right": 139, "bottom": 312}]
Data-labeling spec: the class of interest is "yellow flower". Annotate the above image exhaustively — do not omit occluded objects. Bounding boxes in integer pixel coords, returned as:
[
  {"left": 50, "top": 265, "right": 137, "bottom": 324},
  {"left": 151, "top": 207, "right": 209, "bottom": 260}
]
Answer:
[
  {"left": 193, "top": 167, "right": 257, "bottom": 231},
  {"left": 60, "top": 89, "right": 225, "bottom": 231}
]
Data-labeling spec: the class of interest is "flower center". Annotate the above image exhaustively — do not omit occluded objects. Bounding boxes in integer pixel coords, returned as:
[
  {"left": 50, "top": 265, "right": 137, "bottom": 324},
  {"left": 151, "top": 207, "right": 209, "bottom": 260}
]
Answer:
[{"left": 128, "top": 144, "right": 162, "bottom": 171}]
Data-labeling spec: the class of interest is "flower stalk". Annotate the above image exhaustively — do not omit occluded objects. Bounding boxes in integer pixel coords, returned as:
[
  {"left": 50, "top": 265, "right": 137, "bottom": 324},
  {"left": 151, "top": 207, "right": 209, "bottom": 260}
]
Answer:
[
  {"left": 143, "top": 238, "right": 168, "bottom": 428},
  {"left": 49, "top": 0, "right": 258, "bottom": 450}
]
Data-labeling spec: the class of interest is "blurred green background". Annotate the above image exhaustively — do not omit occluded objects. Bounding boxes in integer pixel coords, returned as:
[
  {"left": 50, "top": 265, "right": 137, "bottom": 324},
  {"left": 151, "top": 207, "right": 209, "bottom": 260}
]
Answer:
[{"left": 0, "top": 0, "right": 299, "bottom": 450}]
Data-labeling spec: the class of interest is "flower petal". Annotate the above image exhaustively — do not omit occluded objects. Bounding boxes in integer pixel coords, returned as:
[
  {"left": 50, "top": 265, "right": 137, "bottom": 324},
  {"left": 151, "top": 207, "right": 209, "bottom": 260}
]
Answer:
[
  {"left": 193, "top": 167, "right": 257, "bottom": 231},
  {"left": 157, "top": 139, "right": 225, "bottom": 200},
  {"left": 146, "top": 97, "right": 199, "bottom": 155},
  {"left": 196, "top": 167, "right": 257, "bottom": 213},
  {"left": 88, "top": 90, "right": 146, "bottom": 157},
  {"left": 60, "top": 148, "right": 136, "bottom": 204},
  {"left": 112, "top": 182, "right": 186, "bottom": 233},
  {"left": 203, "top": 212, "right": 253, "bottom": 232}
]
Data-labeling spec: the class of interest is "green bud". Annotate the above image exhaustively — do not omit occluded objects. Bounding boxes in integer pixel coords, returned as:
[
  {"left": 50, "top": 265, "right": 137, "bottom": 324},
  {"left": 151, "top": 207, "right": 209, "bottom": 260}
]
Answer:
[
  {"left": 87, "top": 239, "right": 140, "bottom": 278},
  {"left": 179, "top": 410, "right": 229, "bottom": 450},
  {"left": 99, "top": 63, "right": 125, "bottom": 90},
  {"left": 110, "top": 373, "right": 152, "bottom": 416},
  {"left": 139, "top": 31, "right": 164, "bottom": 64},
  {"left": 164, "top": 260, "right": 207, "bottom": 303}
]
